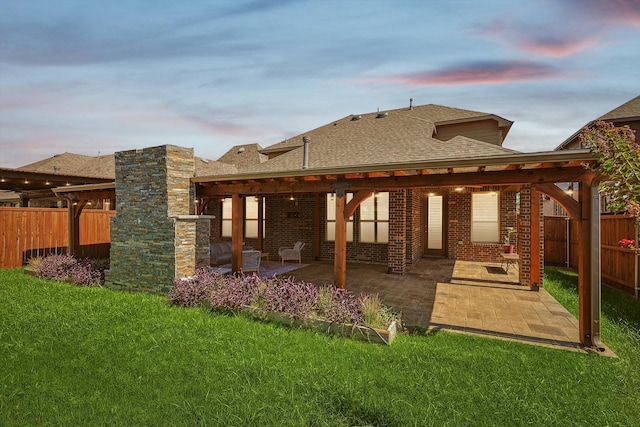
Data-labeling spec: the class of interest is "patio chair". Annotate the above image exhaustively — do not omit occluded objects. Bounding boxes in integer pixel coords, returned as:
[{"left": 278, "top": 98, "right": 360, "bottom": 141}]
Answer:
[
  {"left": 278, "top": 241, "right": 305, "bottom": 265},
  {"left": 242, "top": 250, "right": 262, "bottom": 273}
]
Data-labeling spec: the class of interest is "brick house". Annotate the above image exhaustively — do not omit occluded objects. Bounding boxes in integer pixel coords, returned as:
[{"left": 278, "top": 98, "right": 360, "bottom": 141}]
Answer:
[
  {"left": 21, "top": 102, "right": 600, "bottom": 347},
  {"left": 194, "top": 103, "right": 594, "bottom": 292}
]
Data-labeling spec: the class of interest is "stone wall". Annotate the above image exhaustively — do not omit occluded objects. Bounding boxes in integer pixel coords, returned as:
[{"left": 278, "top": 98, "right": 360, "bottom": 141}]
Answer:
[{"left": 105, "top": 145, "right": 204, "bottom": 293}]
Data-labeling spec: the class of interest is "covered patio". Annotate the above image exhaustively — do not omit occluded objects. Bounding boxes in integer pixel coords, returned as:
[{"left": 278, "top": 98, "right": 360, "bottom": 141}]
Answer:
[{"left": 280, "top": 258, "right": 609, "bottom": 353}]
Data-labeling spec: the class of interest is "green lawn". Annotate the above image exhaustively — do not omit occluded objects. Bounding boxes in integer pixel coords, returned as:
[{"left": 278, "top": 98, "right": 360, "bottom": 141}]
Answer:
[{"left": 1, "top": 268, "right": 639, "bottom": 426}]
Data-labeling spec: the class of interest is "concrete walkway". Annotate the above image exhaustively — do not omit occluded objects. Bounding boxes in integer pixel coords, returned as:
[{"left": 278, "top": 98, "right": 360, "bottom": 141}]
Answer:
[{"left": 285, "top": 258, "right": 586, "bottom": 352}]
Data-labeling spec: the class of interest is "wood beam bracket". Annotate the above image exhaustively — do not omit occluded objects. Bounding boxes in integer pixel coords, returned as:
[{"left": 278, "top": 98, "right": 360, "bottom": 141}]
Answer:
[{"left": 331, "top": 181, "right": 352, "bottom": 197}]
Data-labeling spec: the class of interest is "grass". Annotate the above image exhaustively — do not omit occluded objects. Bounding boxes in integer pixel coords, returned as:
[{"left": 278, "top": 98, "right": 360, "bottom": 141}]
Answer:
[{"left": 1, "top": 268, "right": 639, "bottom": 426}]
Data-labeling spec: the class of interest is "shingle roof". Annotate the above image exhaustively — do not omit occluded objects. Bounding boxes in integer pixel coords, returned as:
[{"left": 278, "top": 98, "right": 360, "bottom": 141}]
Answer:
[
  {"left": 17, "top": 153, "right": 115, "bottom": 179},
  {"left": 245, "top": 104, "right": 517, "bottom": 173},
  {"left": 17, "top": 151, "right": 236, "bottom": 179},
  {"left": 217, "top": 144, "right": 267, "bottom": 171},
  {"left": 598, "top": 95, "right": 640, "bottom": 121},
  {"left": 555, "top": 95, "right": 640, "bottom": 150}
]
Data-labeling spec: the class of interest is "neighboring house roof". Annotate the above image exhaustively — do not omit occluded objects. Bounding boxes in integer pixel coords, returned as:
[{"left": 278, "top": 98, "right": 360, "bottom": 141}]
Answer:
[
  {"left": 243, "top": 104, "right": 517, "bottom": 173},
  {"left": 17, "top": 152, "right": 115, "bottom": 179},
  {"left": 217, "top": 144, "right": 267, "bottom": 171},
  {"left": 15, "top": 151, "right": 236, "bottom": 179},
  {"left": 556, "top": 95, "right": 640, "bottom": 150}
]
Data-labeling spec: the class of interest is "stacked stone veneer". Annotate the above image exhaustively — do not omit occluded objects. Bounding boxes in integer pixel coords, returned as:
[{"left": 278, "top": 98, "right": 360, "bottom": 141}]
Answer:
[{"left": 105, "top": 145, "right": 210, "bottom": 293}]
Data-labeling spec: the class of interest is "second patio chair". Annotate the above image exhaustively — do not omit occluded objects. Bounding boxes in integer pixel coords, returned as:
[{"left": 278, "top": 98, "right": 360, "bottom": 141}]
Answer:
[{"left": 278, "top": 241, "right": 305, "bottom": 265}]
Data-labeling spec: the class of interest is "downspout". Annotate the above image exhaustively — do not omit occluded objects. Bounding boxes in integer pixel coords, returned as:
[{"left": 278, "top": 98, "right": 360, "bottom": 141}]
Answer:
[{"left": 590, "top": 181, "right": 605, "bottom": 351}]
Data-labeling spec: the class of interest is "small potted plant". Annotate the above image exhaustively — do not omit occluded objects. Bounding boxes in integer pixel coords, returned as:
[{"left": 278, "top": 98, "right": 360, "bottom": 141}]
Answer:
[{"left": 503, "top": 227, "right": 516, "bottom": 253}]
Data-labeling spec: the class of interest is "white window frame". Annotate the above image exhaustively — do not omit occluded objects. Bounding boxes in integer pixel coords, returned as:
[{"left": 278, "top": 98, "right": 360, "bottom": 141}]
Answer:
[
  {"left": 221, "top": 197, "right": 264, "bottom": 238},
  {"left": 359, "top": 192, "right": 389, "bottom": 243},
  {"left": 326, "top": 193, "right": 354, "bottom": 242},
  {"left": 471, "top": 192, "right": 500, "bottom": 243}
]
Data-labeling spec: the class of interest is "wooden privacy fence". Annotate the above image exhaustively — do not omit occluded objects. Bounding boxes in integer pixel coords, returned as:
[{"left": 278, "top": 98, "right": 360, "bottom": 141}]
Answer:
[
  {"left": 0, "top": 207, "right": 115, "bottom": 268},
  {"left": 545, "top": 215, "right": 639, "bottom": 297}
]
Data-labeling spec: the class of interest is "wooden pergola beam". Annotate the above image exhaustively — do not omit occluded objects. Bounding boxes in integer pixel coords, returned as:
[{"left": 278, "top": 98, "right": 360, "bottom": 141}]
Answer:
[{"left": 197, "top": 167, "right": 590, "bottom": 197}]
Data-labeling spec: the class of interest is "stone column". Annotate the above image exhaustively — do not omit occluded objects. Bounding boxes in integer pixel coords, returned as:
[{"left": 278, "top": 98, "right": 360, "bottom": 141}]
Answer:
[{"left": 105, "top": 145, "right": 198, "bottom": 293}]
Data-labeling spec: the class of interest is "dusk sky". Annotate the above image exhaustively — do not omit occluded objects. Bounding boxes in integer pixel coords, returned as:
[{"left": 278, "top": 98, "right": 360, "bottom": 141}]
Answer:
[{"left": 1, "top": 0, "right": 639, "bottom": 168}]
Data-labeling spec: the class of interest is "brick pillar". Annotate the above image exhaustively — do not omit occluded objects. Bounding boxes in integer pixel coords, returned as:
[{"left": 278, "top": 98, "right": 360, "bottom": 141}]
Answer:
[
  {"left": 519, "top": 186, "right": 532, "bottom": 287},
  {"left": 519, "top": 185, "right": 543, "bottom": 288},
  {"left": 388, "top": 190, "right": 407, "bottom": 274},
  {"left": 105, "top": 145, "right": 197, "bottom": 293}
]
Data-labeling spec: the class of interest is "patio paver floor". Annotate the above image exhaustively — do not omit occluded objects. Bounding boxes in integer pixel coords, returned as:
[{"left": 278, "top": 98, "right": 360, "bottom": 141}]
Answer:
[{"left": 285, "top": 258, "right": 604, "bottom": 352}]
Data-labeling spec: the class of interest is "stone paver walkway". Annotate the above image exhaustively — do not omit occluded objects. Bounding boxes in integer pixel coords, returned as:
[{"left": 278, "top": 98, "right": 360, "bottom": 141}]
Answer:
[{"left": 285, "top": 258, "right": 589, "bottom": 352}]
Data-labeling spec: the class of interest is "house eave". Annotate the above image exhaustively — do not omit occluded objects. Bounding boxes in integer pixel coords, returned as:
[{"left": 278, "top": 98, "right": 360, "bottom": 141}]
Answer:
[{"left": 193, "top": 149, "right": 595, "bottom": 183}]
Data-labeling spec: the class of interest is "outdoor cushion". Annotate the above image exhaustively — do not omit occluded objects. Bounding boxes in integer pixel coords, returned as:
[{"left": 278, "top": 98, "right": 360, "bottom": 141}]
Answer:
[{"left": 210, "top": 241, "right": 232, "bottom": 265}]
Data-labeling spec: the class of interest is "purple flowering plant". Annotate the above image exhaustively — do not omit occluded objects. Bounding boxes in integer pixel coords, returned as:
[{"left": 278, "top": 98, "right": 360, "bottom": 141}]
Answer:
[
  {"left": 168, "top": 268, "right": 398, "bottom": 328},
  {"left": 35, "top": 254, "right": 107, "bottom": 287}
]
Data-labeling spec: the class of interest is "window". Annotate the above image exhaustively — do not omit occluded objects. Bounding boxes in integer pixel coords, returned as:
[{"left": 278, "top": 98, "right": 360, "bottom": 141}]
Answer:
[
  {"left": 221, "top": 197, "right": 264, "bottom": 238},
  {"left": 221, "top": 198, "right": 232, "bottom": 238},
  {"left": 326, "top": 193, "right": 354, "bottom": 242},
  {"left": 359, "top": 192, "right": 389, "bottom": 243},
  {"left": 471, "top": 192, "right": 499, "bottom": 243},
  {"left": 245, "top": 196, "right": 264, "bottom": 239}
]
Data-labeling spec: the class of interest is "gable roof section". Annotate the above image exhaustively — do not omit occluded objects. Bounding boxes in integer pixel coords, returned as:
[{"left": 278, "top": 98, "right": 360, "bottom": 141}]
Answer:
[
  {"left": 217, "top": 143, "right": 267, "bottom": 171},
  {"left": 556, "top": 95, "right": 640, "bottom": 150},
  {"left": 260, "top": 103, "right": 512, "bottom": 156},
  {"left": 243, "top": 104, "right": 516, "bottom": 174}
]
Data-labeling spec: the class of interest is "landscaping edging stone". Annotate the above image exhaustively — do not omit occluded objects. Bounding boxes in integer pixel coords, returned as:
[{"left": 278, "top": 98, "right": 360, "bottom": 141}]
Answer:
[{"left": 242, "top": 306, "right": 397, "bottom": 345}]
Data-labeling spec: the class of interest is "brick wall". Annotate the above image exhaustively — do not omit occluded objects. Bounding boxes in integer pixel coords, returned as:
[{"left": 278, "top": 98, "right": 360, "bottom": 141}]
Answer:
[
  {"left": 388, "top": 190, "right": 407, "bottom": 274},
  {"left": 447, "top": 187, "right": 518, "bottom": 262},
  {"left": 406, "top": 189, "right": 422, "bottom": 265},
  {"left": 518, "top": 185, "right": 544, "bottom": 287},
  {"left": 105, "top": 145, "right": 203, "bottom": 293}
]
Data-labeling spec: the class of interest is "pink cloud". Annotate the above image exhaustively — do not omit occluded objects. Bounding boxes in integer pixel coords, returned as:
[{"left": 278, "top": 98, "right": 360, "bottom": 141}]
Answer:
[
  {"left": 576, "top": 0, "right": 640, "bottom": 27},
  {"left": 366, "top": 61, "right": 566, "bottom": 87},
  {"left": 515, "top": 36, "right": 599, "bottom": 58}
]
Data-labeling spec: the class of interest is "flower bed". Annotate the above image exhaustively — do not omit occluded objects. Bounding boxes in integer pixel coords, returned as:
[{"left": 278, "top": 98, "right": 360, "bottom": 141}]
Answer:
[
  {"left": 169, "top": 268, "right": 400, "bottom": 344},
  {"left": 28, "top": 254, "right": 108, "bottom": 287}
]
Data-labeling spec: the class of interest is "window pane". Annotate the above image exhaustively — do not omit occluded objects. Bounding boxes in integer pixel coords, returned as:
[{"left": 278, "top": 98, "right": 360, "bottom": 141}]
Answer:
[
  {"left": 377, "top": 222, "right": 389, "bottom": 243},
  {"left": 360, "top": 197, "right": 375, "bottom": 220},
  {"left": 326, "top": 194, "right": 335, "bottom": 221},
  {"left": 222, "top": 220, "right": 232, "bottom": 237},
  {"left": 245, "top": 220, "right": 257, "bottom": 238},
  {"left": 472, "top": 222, "right": 499, "bottom": 242},
  {"left": 360, "top": 222, "right": 375, "bottom": 242},
  {"left": 471, "top": 192, "right": 499, "bottom": 242},
  {"left": 222, "top": 198, "right": 232, "bottom": 219},
  {"left": 326, "top": 222, "right": 335, "bottom": 241},
  {"left": 245, "top": 198, "right": 258, "bottom": 219},
  {"left": 377, "top": 192, "right": 389, "bottom": 221},
  {"left": 346, "top": 222, "right": 354, "bottom": 242}
]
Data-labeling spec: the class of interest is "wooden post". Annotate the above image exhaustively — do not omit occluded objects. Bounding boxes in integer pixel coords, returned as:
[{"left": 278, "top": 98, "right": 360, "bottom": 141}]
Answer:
[
  {"left": 334, "top": 190, "right": 347, "bottom": 289},
  {"left": 231, "top": 194, "right": 244, "bottom": 272},
  {"left": 67, "top": 200, "right": 86, "bottom": 257},
  {"left": 578, "top": 180, "right": 593, "bottom": 347},
  {"left": 530, "top": 186, "right": 541, "bottom": 291}
]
